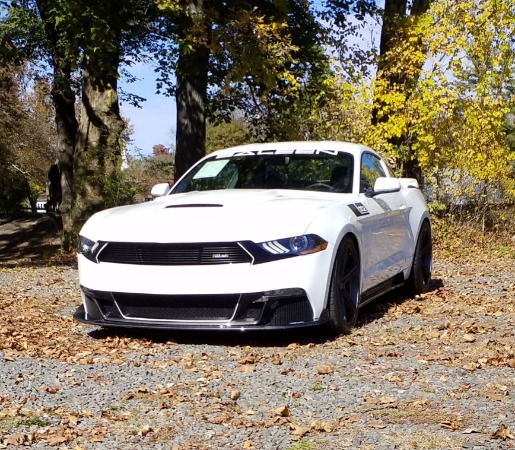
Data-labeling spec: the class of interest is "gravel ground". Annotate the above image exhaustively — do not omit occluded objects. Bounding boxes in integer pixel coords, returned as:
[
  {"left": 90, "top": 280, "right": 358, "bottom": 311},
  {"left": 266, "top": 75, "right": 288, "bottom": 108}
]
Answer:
[{"left": 0, "top": 253, "right": 514, "bottom": 450}]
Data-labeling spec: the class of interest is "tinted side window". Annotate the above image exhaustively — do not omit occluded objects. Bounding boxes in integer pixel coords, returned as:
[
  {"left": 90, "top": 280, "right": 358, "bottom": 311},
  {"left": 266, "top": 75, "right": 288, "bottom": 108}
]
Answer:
[{"left": 360, "top": 153, "right": 386, "bottom": 193}]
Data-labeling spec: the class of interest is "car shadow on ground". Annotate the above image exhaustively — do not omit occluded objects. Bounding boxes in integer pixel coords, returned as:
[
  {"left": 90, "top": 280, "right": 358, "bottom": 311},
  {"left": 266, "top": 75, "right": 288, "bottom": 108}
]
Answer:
[
  {"left": 0, "top": 213, "right": 71, "bottom": 266},
  {"left": 85, "top": 279, "right": 445, "bottom": 348},
  {"left": 355, "top": 278, "right": 444, "bottom": 331}
]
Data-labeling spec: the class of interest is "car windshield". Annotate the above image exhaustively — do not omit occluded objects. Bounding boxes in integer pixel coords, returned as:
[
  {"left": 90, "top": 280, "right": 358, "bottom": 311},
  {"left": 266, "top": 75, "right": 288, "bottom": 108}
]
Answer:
[{"left": 172, "top": 151, "right": 354, "bottom": 194}]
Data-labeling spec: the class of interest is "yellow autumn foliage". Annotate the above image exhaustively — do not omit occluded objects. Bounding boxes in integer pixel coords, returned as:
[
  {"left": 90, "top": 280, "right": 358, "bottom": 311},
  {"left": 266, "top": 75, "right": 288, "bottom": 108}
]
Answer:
[
  {"left": 309, "top": 0, "right": 514, "bottom": 202},
  {"left": 366, "top": 0, "right": 515, "bottom": 199}
]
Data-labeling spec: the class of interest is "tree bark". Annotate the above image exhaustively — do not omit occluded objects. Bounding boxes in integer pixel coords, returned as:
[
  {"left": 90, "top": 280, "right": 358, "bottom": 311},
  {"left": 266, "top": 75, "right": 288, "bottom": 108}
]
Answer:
[
  {"left": 174, "top": 0, "right": 210, "bottom": 180},
  {"left": 35, "top": 0, "right": 79, "bottom": 250},
  {"left": 372, "top": 0, "right": 407, "bottom": 127},
  {"left": 74, "top": 48, "right": 125, "bottom": 224},
  {"left": 372, "top": 0, "right": 432, "bottom": 179},
  {"left": 52, "top": 65, "right": 79, "bottom": 249}
]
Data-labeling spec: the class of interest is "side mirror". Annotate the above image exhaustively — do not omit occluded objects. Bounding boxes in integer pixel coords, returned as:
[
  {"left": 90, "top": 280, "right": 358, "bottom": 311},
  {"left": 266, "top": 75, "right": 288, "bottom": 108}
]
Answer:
[
  {"left": 366, "top": 177, "right": 401, "bottom": 197},
  {"left": 399, "top": 178, "right": 419, "bottom": 189},
  {"left": 151, "top": 183, "right": 171, "bottom": 198}
]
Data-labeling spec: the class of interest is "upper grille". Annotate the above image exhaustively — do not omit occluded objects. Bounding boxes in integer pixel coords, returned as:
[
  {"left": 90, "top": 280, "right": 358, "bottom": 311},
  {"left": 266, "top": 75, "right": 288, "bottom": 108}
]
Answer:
[{"left": 98, "top": 242, "right": 252, "bottom": 266}]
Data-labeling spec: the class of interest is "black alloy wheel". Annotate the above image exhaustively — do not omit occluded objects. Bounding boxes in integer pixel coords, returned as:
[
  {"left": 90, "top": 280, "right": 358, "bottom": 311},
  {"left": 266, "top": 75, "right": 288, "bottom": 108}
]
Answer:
[
  {"left": 406, "top": 220, "right": 432, "bottom": 295},
  {"left": 328, "top": 236, "right": 360, "bottom": 335}
]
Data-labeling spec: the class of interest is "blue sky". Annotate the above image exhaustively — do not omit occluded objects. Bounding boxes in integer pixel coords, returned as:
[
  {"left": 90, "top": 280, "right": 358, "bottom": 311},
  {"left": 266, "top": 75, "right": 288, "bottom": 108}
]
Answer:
[
  {"left": 119, "top": 63, "right": 176, "bottom": 156},
  {"left": 119, "top": 2, "right": 382, "bottom": 157}
]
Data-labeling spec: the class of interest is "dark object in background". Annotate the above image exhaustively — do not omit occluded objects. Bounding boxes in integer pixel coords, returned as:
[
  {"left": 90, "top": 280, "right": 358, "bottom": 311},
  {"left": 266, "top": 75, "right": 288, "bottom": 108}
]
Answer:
[{"left": 46, "top": 162, "right": 62, "bottom": 213}]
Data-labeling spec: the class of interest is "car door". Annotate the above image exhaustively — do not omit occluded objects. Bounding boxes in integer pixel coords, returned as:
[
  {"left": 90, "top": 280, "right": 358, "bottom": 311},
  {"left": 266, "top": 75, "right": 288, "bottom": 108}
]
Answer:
[{"left": 356, "top": 153, "right": 411, "bottom": 291}]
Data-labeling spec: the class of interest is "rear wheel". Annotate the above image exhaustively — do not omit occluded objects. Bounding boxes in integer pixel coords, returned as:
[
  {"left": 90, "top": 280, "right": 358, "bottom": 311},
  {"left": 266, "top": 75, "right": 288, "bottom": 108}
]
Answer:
[
  {"left": 328, "top": 236, "right": 360, "bottom": 335},
  {"left": 406, "top": 220, "right": 432, "bottom": 295}
]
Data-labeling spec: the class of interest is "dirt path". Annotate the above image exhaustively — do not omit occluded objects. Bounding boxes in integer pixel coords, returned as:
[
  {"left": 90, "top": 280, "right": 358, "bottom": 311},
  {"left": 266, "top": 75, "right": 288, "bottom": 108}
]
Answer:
[{"left": 0, "top": 214, "right": 62, "bottom": 265}]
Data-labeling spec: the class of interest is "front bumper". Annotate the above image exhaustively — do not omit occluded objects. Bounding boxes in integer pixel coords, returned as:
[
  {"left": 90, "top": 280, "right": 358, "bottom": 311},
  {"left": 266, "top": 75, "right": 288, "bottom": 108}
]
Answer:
[
  {"left": 75, "top": 286, "right": 326, "bottom": 330},
  {"left": 78, "top": 248, "right": 334, "bottom": 323}
]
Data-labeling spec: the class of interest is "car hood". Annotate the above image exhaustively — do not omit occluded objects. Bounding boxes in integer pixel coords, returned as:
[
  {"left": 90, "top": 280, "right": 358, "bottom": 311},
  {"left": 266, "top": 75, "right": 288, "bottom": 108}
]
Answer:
[{"left": 80, "top": 189, "right": 349, "bottom": 243}]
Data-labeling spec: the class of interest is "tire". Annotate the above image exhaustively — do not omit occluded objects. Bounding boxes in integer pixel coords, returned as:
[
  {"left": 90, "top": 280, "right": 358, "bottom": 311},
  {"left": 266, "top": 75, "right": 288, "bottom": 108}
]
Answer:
[
  {"left": 406, "top": 220, "right": 432, "bottom": 295},
  {"left": 327, "top": 236, "right": 360, "bottom": 335}
]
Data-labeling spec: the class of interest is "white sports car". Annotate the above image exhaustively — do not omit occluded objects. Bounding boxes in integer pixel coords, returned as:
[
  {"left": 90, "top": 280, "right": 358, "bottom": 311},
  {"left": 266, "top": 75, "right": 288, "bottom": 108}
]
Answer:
[{"left": 75, "top": 141, "right": 432, "bottom": 334}]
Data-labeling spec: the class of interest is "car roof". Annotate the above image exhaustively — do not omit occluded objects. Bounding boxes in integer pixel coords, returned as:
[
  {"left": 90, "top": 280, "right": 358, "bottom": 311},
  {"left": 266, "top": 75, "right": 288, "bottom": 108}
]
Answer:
[{"left": 209, "top": 141, "right": 377, "bottom": 159}]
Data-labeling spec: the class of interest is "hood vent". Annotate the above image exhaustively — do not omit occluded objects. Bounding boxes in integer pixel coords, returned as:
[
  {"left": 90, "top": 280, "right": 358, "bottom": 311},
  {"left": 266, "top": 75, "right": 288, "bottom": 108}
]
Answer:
[{"left": 165, "top": 203, "right": 223, "bottom": 208}]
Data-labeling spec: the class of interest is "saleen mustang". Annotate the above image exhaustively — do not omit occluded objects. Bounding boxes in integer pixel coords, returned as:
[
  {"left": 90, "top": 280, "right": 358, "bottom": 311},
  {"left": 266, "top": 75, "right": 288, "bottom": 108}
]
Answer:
[{"left": 75, "top": 141, "right": 432, "bottom": 334}]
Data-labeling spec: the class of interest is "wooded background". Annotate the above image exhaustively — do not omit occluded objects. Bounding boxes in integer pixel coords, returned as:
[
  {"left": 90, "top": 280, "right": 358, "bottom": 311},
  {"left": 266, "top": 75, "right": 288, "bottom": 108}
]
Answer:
[{"left": 1, "top": 0, "right": 514, "bottom": 249}]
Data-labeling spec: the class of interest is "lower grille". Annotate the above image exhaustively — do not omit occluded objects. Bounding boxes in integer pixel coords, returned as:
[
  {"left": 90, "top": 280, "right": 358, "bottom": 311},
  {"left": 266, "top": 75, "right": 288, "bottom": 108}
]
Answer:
[
  {"left": 268, "top": 296, "right": 314, "bottom": 325},
  {"left": 81, "top": 287, "right": 313, "bottom": 327},
  {"left": 111, "top": 293, "right": 241, "bottom": 321},
  {"left": 98, "top": 242, "right": 252, "bottom": 266}
]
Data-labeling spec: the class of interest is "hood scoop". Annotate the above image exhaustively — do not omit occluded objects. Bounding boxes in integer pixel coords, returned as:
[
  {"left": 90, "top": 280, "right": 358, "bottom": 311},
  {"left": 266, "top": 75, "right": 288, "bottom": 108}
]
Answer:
[{"left": 165, "top": 203, "right": 224, "bottom": 208}]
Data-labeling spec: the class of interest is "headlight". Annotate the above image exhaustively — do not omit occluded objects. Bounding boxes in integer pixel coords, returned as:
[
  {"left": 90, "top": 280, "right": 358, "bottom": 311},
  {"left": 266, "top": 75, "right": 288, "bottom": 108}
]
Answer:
[
  {"left": 241, "top": 234, "right": 328, "bottom": 264},
  {"left": 79, "top": 236, "right": 103, "bottom": 263}
]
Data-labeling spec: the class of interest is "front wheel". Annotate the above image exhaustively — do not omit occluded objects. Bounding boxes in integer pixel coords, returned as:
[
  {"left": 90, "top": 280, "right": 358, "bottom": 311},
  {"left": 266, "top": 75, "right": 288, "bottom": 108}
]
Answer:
[
  {"left": 406, "top": 220, "right": 432, "bottom": 295},
  {"left": 327, "top": 236, "right": 360, "bottom": 335}
]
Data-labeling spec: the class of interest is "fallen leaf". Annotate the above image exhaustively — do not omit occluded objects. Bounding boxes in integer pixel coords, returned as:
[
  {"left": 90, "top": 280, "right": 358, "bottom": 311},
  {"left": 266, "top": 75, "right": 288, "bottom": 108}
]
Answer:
[
  {"left": 317, "top": 364, "right": 334, "bottom": 375},
  {"left": 379, "top": 395, "right": 396, "bottom": 405},
  {"left": 440, "top": 420, "right": 461, "bottom": 431},
  {"left": 137, "top": 424, "right": 152, "bottom": 436},
  {"left": 411, "top": 398, "right": 429, "bottom": 407},
  {"left": 3, "top": 434, "right": 25, "bottom": 446},
  {"left": 273, "top": 406, "right": 290, "bottom": 418},
  {"left": 492, "top": 424, "right": 514, "bottom": 440},
  {"left": 310, "top": 419, "right": 332, "bottom": 432},
  {"left": 340, "top": 415, "right": 361, "bottom": 423},
  {"left": 46, "top": 434, "right": 68, "bottom": 446},
  {"left": 209, "top": 414, "right": 228, "bottom": 424},
  {"left": 363, "top": 395, "right": 378, "bottom": 405},
  {"left": 239, "top": 364, "right": 255, "bottom": 373},
  {"left": 367, "top": 423, "right": 387, "bottom": 429},
  {"left": 290, "top": 424, "right": 309, "bottom": 437},
  {"left": 463, "top": 333, "right": 476, "bottom": 343},
  {"left": 239, "top": 355, "right": 256, "bottom": 365},
  {"left": 271, "top": 354, "right": 282, "bottom": 365},
  {"left": 46, "top": 386, "right": 60, "bottom": 394}
]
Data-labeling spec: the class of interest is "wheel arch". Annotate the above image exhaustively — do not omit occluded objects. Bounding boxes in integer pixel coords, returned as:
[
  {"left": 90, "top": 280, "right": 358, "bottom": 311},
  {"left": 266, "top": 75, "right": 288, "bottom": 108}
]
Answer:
[
  {"left": 406, "top": 216, "right": 432, "bottom": 286},
  {"left": 323, "top": 230, "right": 362, "bottom": 311}
]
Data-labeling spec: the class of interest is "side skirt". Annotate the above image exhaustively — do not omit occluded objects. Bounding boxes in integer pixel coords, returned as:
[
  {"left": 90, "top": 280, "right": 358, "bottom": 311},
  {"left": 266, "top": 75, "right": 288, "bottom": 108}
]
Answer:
[{"left": 360, "top": 273, "right": 405, "bottom": 308}]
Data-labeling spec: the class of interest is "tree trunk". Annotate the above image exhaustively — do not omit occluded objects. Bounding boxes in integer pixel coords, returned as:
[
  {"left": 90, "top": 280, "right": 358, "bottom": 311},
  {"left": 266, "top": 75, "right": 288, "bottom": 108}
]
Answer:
[
  {"left": 35, "top": 0, "right": 80, "bottom": 249},
  {"left": 174, "top": 0, "right": 210, "bottom": 180},
  {"left": 36, "top": 0, "right": 125, "bottom": 250},
  {"left": 52, "top": 64, "right": 79, "bottom": 250},
  {"left": 73, "top": 48, "right": 125, "bottom": 226},
  {"left": 372, "top": 0, "right": 432, "bottom": 179},
  {"left": 377, "top": 0, "right": 406, "bottom": 74},
  {"left": 372, "top": 0, "right": 407, "bottom": 128},
  {"left": 25, "top": 179, "right": 37, "bottom": 213}
]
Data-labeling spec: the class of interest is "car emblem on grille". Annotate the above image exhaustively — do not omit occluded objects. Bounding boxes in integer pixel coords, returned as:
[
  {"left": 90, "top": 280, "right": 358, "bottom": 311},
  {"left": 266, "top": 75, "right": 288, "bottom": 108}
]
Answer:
[{"left": 213, "top": 253, "right": 229, "bottom": 258}]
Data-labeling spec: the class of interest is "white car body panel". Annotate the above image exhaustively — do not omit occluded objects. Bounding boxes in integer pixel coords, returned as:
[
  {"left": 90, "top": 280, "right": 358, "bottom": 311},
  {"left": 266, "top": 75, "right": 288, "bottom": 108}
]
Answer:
[
  {"left": 75, "top": 141, "right": 430, "bottom": 331},
  {"left": 81, "top": 190, "right": 344, "bottom": 244}
]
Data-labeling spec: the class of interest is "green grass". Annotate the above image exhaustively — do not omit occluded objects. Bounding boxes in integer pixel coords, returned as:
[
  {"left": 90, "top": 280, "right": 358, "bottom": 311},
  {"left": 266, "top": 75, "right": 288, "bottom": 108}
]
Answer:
[
  {"left": 13, "top": 417, "right": 47, "bottom": 428},
  {"left": 108, "top": 405, "right": 124, "bottom": 412}
]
